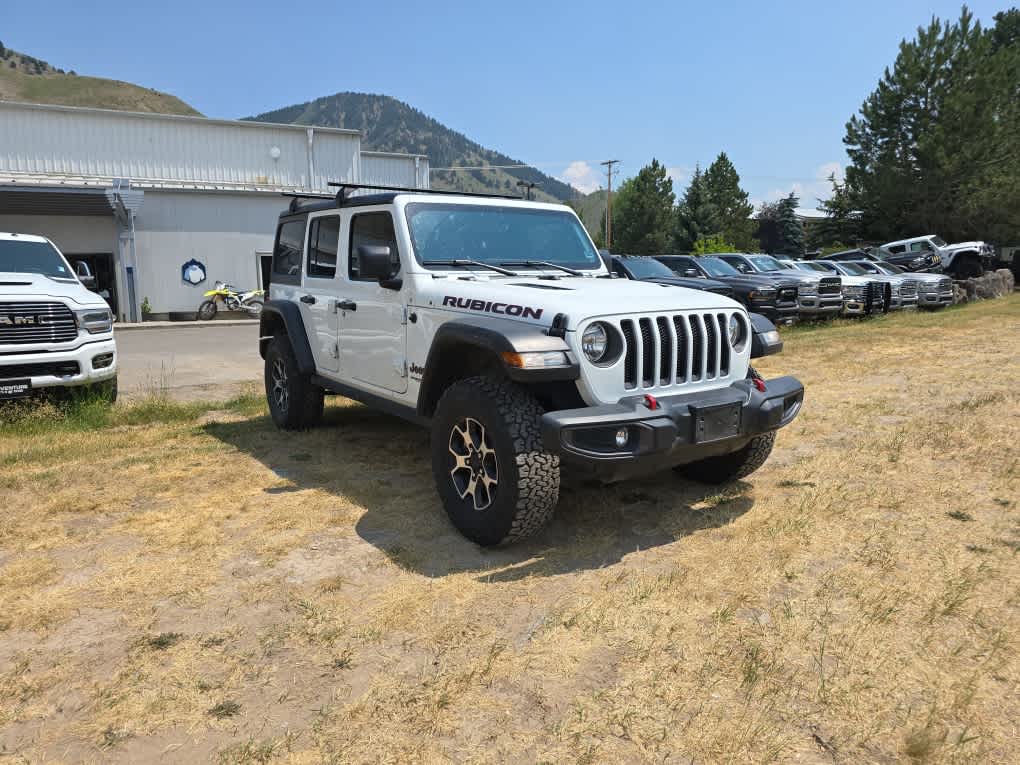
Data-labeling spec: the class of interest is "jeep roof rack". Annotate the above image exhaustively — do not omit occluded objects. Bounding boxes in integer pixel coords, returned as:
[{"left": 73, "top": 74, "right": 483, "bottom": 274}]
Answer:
[
  {"left": 282, "top": 183, "right": 524, "bottom": 214},
  {"left": 327, "top": 182, "right": 523, "bottom": 205}
]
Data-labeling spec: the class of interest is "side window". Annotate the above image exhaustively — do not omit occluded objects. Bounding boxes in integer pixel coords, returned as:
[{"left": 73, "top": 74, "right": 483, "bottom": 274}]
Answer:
[
  {"left": 349, "top": 212, "right": 399, "bottom": 281},
  {"left": 909, "top": 242, "right": 926, "bottom": 253},
  {"left": 724, "top": 257, "right": 750, "bottom": 273},
  {"left": 888, "top": 245, "right": 906, "bottom": 254},
  {"left": 307, "top": 216, "right": 340, "bottom": 279},
  {"left": 273, "top": 220, "right": 306, "bottom": 282},
  {"left": 612, "top": 261, "right": 628, "bottom": 278}
]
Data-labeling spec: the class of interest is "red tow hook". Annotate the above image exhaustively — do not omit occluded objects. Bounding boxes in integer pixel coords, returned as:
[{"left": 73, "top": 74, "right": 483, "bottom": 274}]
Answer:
[
  {"left": 752, "top": 377, "right": 766, "bottom": 393},
  {"left": 643, "top": 393, "right": 660, "bottom": 410}
]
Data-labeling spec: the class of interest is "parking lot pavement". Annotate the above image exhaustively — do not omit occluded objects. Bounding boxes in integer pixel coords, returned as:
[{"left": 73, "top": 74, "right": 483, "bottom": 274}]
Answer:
[{"left": 115, "top": 323, "right": 262, "bottom": 401}]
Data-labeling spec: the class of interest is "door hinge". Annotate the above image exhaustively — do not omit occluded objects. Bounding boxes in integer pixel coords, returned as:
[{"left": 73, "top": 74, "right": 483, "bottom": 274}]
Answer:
[
  {"left": 397, "top": 359, "right": 407, "bottom": 378},
  {"left": 332, "top": 343, "right": 340, "bottom": 359},
  {"left": 400, "top": 305, "right": 408, "bottom": 325}
]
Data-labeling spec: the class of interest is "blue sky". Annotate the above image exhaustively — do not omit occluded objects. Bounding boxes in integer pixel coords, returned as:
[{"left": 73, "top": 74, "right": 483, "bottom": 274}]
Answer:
[{"left": 3, "top": 1, "right": 1007, "bottom": 206}]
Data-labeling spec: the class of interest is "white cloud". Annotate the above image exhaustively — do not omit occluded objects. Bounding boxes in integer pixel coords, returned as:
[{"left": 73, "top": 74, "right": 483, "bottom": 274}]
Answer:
[
  {"left": 666, "top": 165, "right": 691, "bottom": 189},
  {"left": 758, "top": 162, "right": 844, "bottom": 210},
  {"left": 557, "top": 161, "right": 601, "bottom": 194}
]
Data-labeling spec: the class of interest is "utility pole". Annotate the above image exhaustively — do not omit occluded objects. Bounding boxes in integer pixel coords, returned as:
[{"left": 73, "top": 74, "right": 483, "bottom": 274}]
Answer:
[
  {"left": 516, "top": 180, "right": 539, "bottom": 200},
  {"left": 600, "top": 159, "right": 619, "bottom": 249}
]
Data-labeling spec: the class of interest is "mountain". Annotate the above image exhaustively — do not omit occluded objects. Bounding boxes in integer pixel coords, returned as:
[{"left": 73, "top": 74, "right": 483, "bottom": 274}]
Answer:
[
  {"left": 569, "top": 189, "right": 608, "bottom": 238},
  {"left": 0, "top": 43, "right": 200, "bottom": 116},
  {"left": 246, "top": 92, "right": 578, "bottom": 202}
]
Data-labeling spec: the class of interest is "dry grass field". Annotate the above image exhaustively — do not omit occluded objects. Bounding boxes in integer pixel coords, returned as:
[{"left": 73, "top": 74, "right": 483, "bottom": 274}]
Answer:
[{"left": 1, "top": 296, "right": 1018, "bottom": 764}]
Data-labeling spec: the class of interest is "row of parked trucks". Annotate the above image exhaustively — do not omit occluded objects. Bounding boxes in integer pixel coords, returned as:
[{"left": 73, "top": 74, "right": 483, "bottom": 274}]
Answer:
[{"left": 605, "top": 250, "right": 954, "bottom": 324}]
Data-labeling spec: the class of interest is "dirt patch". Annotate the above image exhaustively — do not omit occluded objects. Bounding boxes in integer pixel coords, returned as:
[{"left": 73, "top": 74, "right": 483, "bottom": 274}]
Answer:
[{"left": 1, "top": 297, "right": 1018, "bottom": 762}]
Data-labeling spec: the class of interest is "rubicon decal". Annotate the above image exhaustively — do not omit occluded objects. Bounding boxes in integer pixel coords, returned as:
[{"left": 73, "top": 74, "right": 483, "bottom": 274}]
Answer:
[{"left": 442, "top": 296, "right": 543, "bottom": 320}]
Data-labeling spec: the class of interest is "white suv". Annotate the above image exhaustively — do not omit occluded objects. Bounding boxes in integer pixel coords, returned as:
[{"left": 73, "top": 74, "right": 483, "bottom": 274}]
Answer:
[
  {"left": 0, "top": 233, "right": 117, "bottom": 401},
  {"left": 259, "top": 187, "right": 804, "bottom": 545}
]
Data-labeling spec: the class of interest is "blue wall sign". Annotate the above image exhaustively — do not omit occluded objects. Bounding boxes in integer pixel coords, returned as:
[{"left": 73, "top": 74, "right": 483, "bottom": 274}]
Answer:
[{"left": 182, "top": 259, "right": 207, "bottom": 285}]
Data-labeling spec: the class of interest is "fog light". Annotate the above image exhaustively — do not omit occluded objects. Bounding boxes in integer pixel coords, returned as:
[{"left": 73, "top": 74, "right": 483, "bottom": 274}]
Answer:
[
  {"left": 614, "top": 428, "right": 629, "bottom": 448},
  {"left": 92, "top": 352, "right": 114, "bottom": 369}
]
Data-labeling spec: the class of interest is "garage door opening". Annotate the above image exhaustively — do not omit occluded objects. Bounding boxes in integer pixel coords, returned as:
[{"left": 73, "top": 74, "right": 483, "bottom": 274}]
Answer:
[{"left": 69, "top": 252, "right": 118, "bottom": 316}]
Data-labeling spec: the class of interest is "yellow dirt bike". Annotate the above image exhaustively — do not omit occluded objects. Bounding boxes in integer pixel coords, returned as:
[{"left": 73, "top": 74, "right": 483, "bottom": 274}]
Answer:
[{"left": 198, "top": 281, "right": 264, "bottom": 320}]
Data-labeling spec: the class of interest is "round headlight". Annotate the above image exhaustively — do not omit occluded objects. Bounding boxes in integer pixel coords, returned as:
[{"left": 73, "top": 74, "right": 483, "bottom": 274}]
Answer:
[
  {"left": 728, "top": 314, "right": 741, "bottom": 346},
  {"left": 581, "top": 322, "right": 609, "bottom": 362}
]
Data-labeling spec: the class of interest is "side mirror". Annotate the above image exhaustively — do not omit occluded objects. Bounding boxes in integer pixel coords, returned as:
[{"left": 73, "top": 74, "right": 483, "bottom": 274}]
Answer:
[
  {"left": 684, "top": 269, "right": 700, "bottom": 278},
  {"left": 75, "top": 261, "right": 97, "bottom": 289},
  {"left": 357, "top": 244, "right": 401, "bottom": 288}
]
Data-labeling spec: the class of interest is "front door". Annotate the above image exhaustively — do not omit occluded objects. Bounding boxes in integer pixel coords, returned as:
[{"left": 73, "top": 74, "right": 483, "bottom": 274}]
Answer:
[
  {"left": 337, "top": 210, "right": 408, "bottom": 394},
  {"left": 300, "top": 214, "right": 341, "bottom": 374}
]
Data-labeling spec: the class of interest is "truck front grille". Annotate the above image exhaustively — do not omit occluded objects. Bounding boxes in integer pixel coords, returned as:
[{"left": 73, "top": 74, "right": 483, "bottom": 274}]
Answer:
[
  {"left": 0, "top": 302, "right": 78, "bottom": 345},
  {"left": 818, "top": 277, "right": 841, "bottom": 295},
  {"left": 900, "top": 280, "right": 918, "bottom": 299},
  {"left": 865, "top": 282, "right": 885, "bottom": 312},
  {"left": 620, "top": 311, "right": 733, "bottom": 389},
  {"left": 938, "top": 278, "right": 953, "bottom": 295},
  {"left": 0, "top": 360, "right": 80, "bottom": 378}
]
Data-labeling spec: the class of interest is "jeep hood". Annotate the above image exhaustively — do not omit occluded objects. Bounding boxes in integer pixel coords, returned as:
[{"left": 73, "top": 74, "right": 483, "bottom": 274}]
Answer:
[
  {"left": 945, "top": 241, "right": 985, "bottom": 251},
  {"left": 0, "top": 272, "right": 106, "bottom": 307},
  {"left": 415, "top": 275, "right": 744, "bottom": 329}
]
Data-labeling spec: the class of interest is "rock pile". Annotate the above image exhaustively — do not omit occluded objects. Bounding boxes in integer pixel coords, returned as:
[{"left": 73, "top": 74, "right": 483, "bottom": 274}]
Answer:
[{"left": 952, "top": 268, "right": 1015, "bottom": 305}]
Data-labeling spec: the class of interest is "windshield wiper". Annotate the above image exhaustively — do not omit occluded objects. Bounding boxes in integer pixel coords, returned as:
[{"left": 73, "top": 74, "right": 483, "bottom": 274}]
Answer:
[
  {"left": 422, "top": 259, "right": 519, "bottom": 276},
  {"left": 498, "top": 260, "right": 585, "bottom": 276}
]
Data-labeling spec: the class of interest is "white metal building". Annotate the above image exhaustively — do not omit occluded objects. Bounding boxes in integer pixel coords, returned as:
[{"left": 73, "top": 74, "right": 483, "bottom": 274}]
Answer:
[{"left": 0, "top": 101, "right": 428, "bottom": 321}]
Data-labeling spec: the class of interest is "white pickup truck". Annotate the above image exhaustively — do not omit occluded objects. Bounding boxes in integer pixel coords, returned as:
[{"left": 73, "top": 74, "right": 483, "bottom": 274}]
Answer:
[
  {"left": 258, "top": 186, "right": 805, "bottom": 545},
  {"left": 0, "top": 232, "right": 117, "bottom": 402}
]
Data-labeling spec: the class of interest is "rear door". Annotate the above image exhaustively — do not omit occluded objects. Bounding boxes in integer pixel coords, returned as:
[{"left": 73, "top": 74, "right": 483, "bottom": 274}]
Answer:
[
  {"left": 337, "top": 210, "right": 408, "bottom": 394},
  {"left": 301, "top": 214, "right": 341, "bottom": 374}
]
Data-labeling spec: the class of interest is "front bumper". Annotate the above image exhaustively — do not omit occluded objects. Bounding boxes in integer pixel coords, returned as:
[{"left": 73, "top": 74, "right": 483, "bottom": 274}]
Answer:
[
  {"left": 751, "top": 302, "right": 799, "bottom": 325},
  {"left": 0, "top": 337, "right": 117, "bottom": 393},
  {"left": 798, "top": 296, "right": 843, "bottom": 317},
  {"left": 542, "top": 375, "right": 804, "bottom": 482},
  {"left": 918, "top": 291, "right": 953, "bottom": 307}
]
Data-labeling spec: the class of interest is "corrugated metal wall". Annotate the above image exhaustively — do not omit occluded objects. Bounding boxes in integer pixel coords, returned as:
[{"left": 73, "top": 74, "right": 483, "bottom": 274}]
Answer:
[
  {"left": 0, "top": 102, "right": 360, "bottom": 192},
  {"left": 360, "top": 152, "right": 430, "bottom": 190}
]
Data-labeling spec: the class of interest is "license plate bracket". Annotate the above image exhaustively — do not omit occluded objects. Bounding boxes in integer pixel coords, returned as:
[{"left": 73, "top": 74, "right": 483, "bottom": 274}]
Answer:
[
  {"left": 692, "top": 402, "right": 741, "bottom": 443},
  {"left": 0, "top": 379, "right": 32, "bottom": 400}
]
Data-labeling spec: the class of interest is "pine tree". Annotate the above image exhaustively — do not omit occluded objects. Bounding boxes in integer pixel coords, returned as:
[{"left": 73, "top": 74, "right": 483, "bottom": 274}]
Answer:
[
  {"left": 843, "top": 7, "right": 1020, "bottom": 243},
  {"left": 703, "top": 152, "right": 755, "bottom": 250},
  {"left": 757, "top": 194, "right": 804, "bottom": 255},
  {"left": 674, "top": 165, "right": 719, "bottom": 251},
  {"left": 610, "top": 159, "right": 676, "bottom": 255}
]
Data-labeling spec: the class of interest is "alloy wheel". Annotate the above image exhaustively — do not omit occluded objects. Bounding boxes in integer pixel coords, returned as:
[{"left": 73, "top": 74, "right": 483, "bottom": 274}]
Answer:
[
  {"left": 271, "top": 358, "right": 289, "bottom": 412},
  {"left": 448, "top": 417, "right": 499, "bottom": 511}
]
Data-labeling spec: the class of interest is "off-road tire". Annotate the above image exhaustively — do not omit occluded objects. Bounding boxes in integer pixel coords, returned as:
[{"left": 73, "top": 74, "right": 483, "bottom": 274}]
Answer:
[
  {"left": 245, "top": 299, "right": 264, "bottom": 317},
  {"left": 431, "top": 376, "right": 559, "bottom": 546},
  {"left": 198, "top": 300, "right": 218, "bottom": 321},
  {"left": 951, "top": 256, "right": 983, "bottom": 280},
  {"left": 675, "top": 431, "right": 777, "bottom": 485},
  {"left": 264, "top": 334, "right": 323, "bottom": 430}
]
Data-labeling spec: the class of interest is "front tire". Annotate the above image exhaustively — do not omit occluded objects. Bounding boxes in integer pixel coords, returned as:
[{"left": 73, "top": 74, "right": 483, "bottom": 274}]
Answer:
[
  {"left": 431, "top": 376, "right": 560, "bottom": 546},
  {"left": 951, "top": 256, "right": 983, "bottom": 279},
  {"left": 245, "top": 299, "right": 264, "bottom": 317},
  {"left": 264, "top": 334, "right": 323, "bottom": 430},
  {"left": 675, "top": 431, "right": 777, "bottom": 484},
  {"left": 198, "top": 300, "right": 218, "bottom": 321}
]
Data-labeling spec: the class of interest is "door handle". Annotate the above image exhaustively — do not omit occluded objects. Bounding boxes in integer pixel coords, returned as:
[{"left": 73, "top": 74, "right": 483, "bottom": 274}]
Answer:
[
  {"left": 338, "top": 299, "right": 358, "bottom": 312},
  {"left": 300, "top": 294, "right": 316, "bottom": 304}
]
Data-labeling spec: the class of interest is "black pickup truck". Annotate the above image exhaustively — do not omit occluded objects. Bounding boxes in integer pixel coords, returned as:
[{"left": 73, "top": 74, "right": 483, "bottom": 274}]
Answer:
[
  {"left": 602, "top": 253, "right": 735, "bottom": 297},
  {"left": 655, "top": 255, "right": 800, "bottom": 325}
]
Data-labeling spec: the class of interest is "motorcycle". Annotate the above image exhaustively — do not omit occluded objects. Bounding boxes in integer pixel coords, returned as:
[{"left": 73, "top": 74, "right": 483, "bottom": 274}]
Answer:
[{"left": 198, "top": 281, "right": 264, "bottom": 320}]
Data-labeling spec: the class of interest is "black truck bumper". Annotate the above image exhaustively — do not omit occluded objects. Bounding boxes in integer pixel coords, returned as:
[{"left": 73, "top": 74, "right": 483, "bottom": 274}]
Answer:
[{"left": 542, "top": 376, "right": 804, "bottom": 482}]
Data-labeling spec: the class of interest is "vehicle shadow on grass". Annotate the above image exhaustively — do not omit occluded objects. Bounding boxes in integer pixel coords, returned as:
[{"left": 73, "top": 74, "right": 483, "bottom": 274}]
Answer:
[{"left": 204, "top": 403, "right": 756, "bottom": 582}]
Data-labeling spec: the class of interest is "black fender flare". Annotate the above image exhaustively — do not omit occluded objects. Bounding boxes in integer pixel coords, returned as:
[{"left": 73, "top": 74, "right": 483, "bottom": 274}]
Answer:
[
  {"left": 749, "top": 312, "right": 783, "bottom": 358},
  {"left": 416, "top": 316, "right": 578, "bottom": 417},
  {"left": 259, "top": 300, "right": 316, "bottom": 375}
]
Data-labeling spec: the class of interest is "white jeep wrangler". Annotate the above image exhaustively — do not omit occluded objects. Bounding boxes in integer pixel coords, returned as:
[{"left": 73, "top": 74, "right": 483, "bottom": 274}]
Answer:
[
  {"left": 259, "top": 187, "right": 804, "bottom": 545},
  {"left": 0, "top": 232, "right": 117, "bottom": 402},
  {"left": 879, "top": 235, "right": 995, "bottom": 279}
]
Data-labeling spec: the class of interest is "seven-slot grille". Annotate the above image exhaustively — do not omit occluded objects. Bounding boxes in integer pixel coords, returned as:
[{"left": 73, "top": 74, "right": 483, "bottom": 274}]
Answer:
[
  {"left": 619, "top": 312, "right": 734, "bottom": 390},
  {"left": 0, "top": 302, "right": 78, "bottom": 345}
]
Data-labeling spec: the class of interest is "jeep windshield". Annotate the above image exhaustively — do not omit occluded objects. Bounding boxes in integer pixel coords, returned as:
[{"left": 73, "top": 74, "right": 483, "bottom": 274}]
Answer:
[
  {"left": 931, "top": 236, "right": 947, "bottom": 247},
  {"left": 405, "top": 204, "right": 602, "bottom": 273},
  {"left": 698, "top": 257, "right": 742, "bottom": 277},
  {"left": 0, "top": 239, "right": 75, "bottom": 281}
]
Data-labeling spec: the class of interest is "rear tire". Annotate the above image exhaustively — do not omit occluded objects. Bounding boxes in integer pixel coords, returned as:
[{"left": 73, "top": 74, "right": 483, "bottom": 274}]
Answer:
[
  {"left": 264, "top": 334, "right": 323, "bottom": 430},
  {"left": 675, "top": 431, "right": 777, "bottom": 484},
  {"left": 198, "top": 300, "right": 218, "bottom": 321},
  {"left": 431, "top": 376, "right": 559, "bottom": 546}
]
